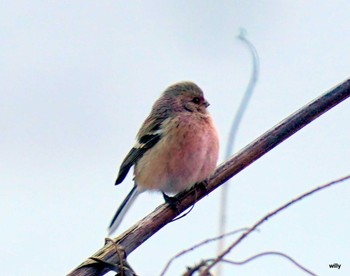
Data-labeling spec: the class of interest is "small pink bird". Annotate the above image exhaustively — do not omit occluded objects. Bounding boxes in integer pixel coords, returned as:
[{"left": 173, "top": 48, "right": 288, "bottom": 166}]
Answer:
[{"left": 108, "top": 81, "right": 219, "bottom": 235}]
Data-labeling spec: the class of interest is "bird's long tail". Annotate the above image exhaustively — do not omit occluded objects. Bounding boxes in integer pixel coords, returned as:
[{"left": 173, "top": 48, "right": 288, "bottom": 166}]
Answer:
[{"left": 108, "top": 185, "right": 140, "bottom": 235}]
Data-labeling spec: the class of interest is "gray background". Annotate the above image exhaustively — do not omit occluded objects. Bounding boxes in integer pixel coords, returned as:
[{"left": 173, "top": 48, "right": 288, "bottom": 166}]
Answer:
[{"left": 1, "top": 1, "right": 349, "bottom": 275}]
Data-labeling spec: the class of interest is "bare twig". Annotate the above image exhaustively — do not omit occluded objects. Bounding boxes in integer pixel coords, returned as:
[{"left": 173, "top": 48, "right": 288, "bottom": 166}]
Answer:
[
  {"left": 160, "top": 228, "right": 250, "bottom": 276},
  {"left": 219, "top": 251, "right": 317, "bottom": 275},
  {"left": 218, "top": 29, "right": 260, "bottom": 275},
  {"left": 68, "top": 78, "right": 350, "bottom": 276},
  {"left": 182, "top": 260, "right": 212, "bottom": 276},
  {"left": 200, "top": 174, "right": 350, "bottom": 275},
  {"left": 186, "top": 251, "right": 316, "bottom": 276}
]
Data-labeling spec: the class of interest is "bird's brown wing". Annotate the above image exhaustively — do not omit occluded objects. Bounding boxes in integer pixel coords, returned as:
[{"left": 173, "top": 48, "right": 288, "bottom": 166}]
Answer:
[
  {"left": 115, "top": 96, "right": 173, "bottom": 185},
  {"left": 115, "top": 119, "right": 163, "bottom": 185}
]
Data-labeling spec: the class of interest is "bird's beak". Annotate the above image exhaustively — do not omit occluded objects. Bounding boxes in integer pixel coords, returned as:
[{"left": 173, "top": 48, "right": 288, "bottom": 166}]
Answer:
[{"left": 204, "top": 100, "right": 210, "bottom": 108}]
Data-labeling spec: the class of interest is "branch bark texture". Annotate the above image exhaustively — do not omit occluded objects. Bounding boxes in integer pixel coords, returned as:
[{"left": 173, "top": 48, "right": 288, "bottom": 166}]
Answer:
[{"left": 68, "top": 78, "right": 350, "bottom": 276}]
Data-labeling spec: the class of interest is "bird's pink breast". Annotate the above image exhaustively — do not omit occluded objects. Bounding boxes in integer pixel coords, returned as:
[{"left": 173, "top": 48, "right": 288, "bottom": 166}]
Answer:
[{"left": 134, "top": 114, "right": 219, "bottom": 194}]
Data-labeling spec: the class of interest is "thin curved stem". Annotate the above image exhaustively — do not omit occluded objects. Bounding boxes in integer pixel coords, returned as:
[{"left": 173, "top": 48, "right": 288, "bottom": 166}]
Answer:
[{"left": 217, "top": 29, "right": 259, "bottom": 275}]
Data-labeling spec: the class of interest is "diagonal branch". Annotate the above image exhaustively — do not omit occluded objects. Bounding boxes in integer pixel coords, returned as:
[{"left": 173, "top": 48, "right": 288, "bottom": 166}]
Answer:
[{"left": 68, "top": 78, "right": 350, "bottom": 276}]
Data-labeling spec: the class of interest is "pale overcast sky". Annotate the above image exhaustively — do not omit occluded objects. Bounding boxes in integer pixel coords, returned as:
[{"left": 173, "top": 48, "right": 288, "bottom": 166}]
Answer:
[{"left": 1, "top": 1, "right": 350, "bottom": 276}]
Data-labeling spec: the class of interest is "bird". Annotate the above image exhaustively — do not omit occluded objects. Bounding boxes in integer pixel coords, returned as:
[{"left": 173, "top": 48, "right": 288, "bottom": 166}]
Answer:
[{"left": 108, "top": 81, "right": 219, "bottom": 235}]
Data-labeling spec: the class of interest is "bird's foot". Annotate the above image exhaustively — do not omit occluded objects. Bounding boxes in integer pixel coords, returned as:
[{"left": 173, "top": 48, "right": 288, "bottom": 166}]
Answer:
[
  {"left": 195, "top": 179, "right": 209, "bottom": 193},
  {"left": 162, "top": 192, "right": 180, "bottom": 212}
]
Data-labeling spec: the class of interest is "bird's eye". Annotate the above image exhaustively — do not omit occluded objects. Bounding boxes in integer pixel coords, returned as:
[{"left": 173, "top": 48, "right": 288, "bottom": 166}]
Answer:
[{"left": 192, "top": 97, "right": 200, "bottom": 104}]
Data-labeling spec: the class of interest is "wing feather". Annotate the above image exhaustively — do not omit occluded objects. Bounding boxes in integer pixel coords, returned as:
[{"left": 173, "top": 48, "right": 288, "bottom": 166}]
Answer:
[
  {"left": 115, "top": 97, "right": 172, "bottom": 185},
  {"left": 115, "top": 124, "right": 162, "bottom": 185}
]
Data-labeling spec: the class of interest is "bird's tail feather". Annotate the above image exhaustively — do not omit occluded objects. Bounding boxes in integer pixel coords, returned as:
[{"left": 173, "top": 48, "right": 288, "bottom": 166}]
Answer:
[{"left": 108, "top": 185, "right": 140, "bottom": 236}]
